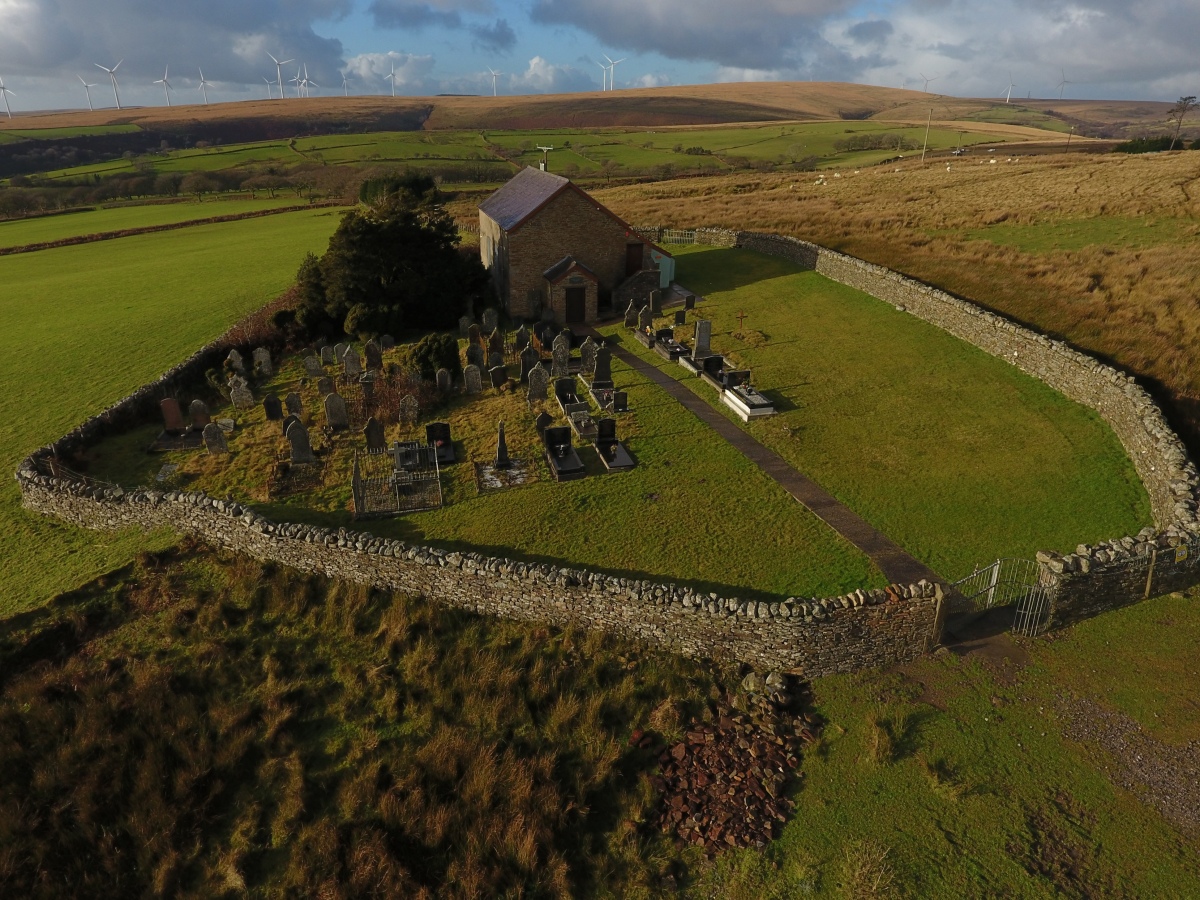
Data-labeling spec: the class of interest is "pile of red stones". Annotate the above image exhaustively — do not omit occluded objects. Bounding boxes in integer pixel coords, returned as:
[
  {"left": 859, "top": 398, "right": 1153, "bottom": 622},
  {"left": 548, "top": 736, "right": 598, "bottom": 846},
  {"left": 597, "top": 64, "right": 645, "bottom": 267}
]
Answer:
[{"left": 644, "top": 673, "right": 820, "bottom": 853}]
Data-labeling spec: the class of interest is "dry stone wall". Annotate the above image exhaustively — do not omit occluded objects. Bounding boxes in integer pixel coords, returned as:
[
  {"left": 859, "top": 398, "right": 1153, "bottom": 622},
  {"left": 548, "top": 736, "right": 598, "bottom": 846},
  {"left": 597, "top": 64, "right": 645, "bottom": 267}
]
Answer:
[{"left": 636, "top": 224, "right": 1200, "bottom": 622}]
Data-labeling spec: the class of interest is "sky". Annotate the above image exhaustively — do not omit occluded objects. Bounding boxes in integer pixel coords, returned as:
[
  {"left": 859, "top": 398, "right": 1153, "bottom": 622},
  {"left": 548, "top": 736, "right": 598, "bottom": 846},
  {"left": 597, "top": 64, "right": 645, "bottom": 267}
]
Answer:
[{"left": 0, "top": 0, "right": 1196, "bottom": 112}]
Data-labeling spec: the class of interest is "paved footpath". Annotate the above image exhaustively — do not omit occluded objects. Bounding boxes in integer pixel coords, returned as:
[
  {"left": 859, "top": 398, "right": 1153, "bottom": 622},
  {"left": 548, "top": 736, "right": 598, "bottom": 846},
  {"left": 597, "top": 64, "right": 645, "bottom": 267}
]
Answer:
[{"left": 592, "top": 331, "right": 943, "bottom": 586}]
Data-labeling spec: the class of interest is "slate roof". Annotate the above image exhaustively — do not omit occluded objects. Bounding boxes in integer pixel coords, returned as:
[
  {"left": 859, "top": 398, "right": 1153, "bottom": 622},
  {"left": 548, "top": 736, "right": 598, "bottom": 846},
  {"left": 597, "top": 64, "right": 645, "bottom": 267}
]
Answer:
[
  {"left": 543, "top": 255, "right": 597, "bottom": 283},
  {"left": 478, "top": 167, "right": 570, "bottom": 232}
]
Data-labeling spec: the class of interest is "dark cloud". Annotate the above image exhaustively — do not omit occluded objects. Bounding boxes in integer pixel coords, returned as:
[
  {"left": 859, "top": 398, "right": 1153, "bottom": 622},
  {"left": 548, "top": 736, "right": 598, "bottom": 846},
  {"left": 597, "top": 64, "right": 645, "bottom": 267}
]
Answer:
[
  {"left": 471, "top": 19, "right": 517, "bottom": 52},
  {"left": 847, "top": 20, "right": 893, "bottom": 45},
  {"left": 368, "top": 1, "right": 463, "bottom": 29}
]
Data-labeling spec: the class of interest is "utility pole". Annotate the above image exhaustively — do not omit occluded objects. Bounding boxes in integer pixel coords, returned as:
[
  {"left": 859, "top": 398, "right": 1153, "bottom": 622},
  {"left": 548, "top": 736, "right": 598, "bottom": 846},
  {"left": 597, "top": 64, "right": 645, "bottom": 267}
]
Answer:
[
  {"left": 1066, "top": 125, "right": 1075, "bottom": 152},
  {"left": 536, "top": 145, "right": 554, "bottom": 172},
  {"left": 920, "top": 108, "right": 932, "bottom": 163}
]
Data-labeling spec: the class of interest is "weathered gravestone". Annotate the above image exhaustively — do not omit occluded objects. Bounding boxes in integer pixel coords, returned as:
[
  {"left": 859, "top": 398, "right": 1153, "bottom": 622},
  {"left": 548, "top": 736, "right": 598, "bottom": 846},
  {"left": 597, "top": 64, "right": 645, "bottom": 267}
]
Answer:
[
  {"left": 399, "top": 394, "right": 419, "bottom": 426},
  {"left": 520, "top": 345, "right": 540, "bottom": 382},
  {"left": 263, "top": 394, "right": 283, "bottom": 421},
  {"left": 514, "top": 324, "right": 530, "bottom": 351},
  {"left": 649, "top": 289, "right": 662, "bottom": 315},
  {"left": 684, "top": 294, "right": 696, "bottom": 311},
  {"left": 189, "top": 399, "right": 211, "bottom": 429},
  {"left": 324, "top": 393, "right": 349, "bottom": 430},
  {"left": 464, "top": 365, "right": 483, "bottom": 394},
  {"left": 579, "top": 336, "right": 598, "bottom": 376},
  {"left": 253, "top": 347, "right": 273, "bottom": 378},
  {"left": 320, "top": 345, "right": 335, "bottom": 365},
  {"left": 317, "top": 376, "right": 334, "bottom": 397},
  {"left": 674, "top": 310, "right": 686, "bottom": 326},
  {"left": 466, "top": 343, "right": 485, "bottom": 369},
  {"left": 494, "top": 421, "right": 510, "bottom": 469},
  {"left": 230, "top": 383, "right": 255, "bottom": 409},
  {"left": 226, "top": 349, "right": 245, "bottom": 375},
  {"left": 364, "top": 340, "right": 383, "bottom": 371},
  {"left": 363, "top": 416, "right": 387, "bottom": 452},
  {"left": 304, "top": 355, "right": 323, "bottom": 377},
  {"left": 202, "top": 422, "right": 228, "bottom": 454},
  {"left": 285, "top": 392, "right": 303, "bottom": 417},
  {"left": 693, "top": 318, "right": 712, "bottom": 359},
  {"left": 593, "top": 346, "right": 612, "bottom": 384},
  {"left": 534, "top": 410, "right": 553, "bottom": 434},
  {"left": 380, "top": 334, "right": 395, "bottom": 351},
  {"left": 638, "top": 305, "right": 652, "bottom": 330},
  {"left": 334, "top": 342, "right": 349, "bottom": 362},
  {"left": 281, "top": 413, "right": 300, "bottom": 436},
  {"left": 160, "top": 398, "right": 185, "bottom": 435},
  {"left": 551, "top": 333, "right": 570, "bottom": 378},
  {"left": 467, "top": 323, "right": 482, "bottom": 347},
  {"left": 489, "top": 366, "right": 507, "bottom": 389},
  {"left": 436, "top": 368, "right": 452, "bottom": 393},
  {"left": 527, "top": 365, "right": 549, "bottom": 402},
  {"left": 624, "top": 299, "right": 638, "bottom": 328},
  {"left": 482, "top": 307, "right": 499, "bottom": 333},
  {"left": 286, "top": 420, "right": 316, "bottom": 464},
  {"left": 487, "top": 351, "right": 505, "bottom": 370},
  {"left": 342, "top": 348, "right": 362, "bottom": 378},
  {"left": 458, "top": 315, "right": 474, "bottom": 337}
]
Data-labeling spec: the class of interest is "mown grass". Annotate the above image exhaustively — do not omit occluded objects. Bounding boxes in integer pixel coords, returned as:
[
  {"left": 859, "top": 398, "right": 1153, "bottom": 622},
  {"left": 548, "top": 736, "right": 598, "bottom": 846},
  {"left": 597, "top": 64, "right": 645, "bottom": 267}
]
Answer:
[
  {"left": 0, "top": 207, "right": 343, "bottom": 616},
  {"left": 602, "top": 246, "right": 1150, "bottom": 578},
  {"left": 0, "top": 196, "right": 309, "bottom": 248},
  {"left": 85, "top": 337, "right": 884, "bottom": 600}
]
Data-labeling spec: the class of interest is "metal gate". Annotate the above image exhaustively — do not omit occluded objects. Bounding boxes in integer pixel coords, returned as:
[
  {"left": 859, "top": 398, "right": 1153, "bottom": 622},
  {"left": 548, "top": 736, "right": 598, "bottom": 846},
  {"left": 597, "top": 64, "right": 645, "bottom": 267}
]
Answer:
[
  {"left": 660, "top": 229, "right": 697, "bottom": 245},
  {"left": 950, "top": 557, "right": 1056, "bottom": 636}
]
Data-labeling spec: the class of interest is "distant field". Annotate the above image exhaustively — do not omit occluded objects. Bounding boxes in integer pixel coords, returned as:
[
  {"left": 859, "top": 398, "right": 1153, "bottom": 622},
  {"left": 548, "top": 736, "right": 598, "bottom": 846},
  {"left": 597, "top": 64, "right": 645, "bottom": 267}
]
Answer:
[
  {"left": 603, "top": 246, "right": 1151, "bottom": 578},
  {"left": 953, "top": 215, "right": 1199, "bottom": 253},
  {"left": 0, "top": 207, "right": 342, "bottom": 615},
  {"left": 0, "top": 197, "right": 309, "bottom": 248}
]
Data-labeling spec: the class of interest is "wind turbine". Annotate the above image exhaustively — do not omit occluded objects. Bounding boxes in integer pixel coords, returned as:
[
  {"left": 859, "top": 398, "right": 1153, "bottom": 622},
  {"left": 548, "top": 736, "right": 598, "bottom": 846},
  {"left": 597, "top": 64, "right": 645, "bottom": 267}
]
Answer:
[
  {"left": 385, "top": 62, "right": 397, "bottom": 97},
  {"left": 0, "top": 77, "right": 13, "bottom": 119},
  {"left": 487, "top": 67, "right": 502, "bottom": 97},
  {"left": 263, "top": 77, "right": 275, "bottom": 100},
  {"left": 919, "top": 72, "right": 938, "bottom": 93},
  {"left": 197, "top": 68, "right": 212, "bottom": 105},
  {"left": 95, "top": 59, "right": 123, "bottom": 109},
  {"left": 603, "top": 54, "right": 626, "bottom": 90},
  {"left": 1004, "top": 72, "right": 1016, "bottom": 104},
  {"left": 1056, "top": 67, "right": 1073, "bottom": 100},
  {"left": 290, "top": 67, "right": 302, "bottom": 98},
  {"left": 268, "top": 52, "right": 293, "bottom": 100},
  {"left": 78, "top": 75, "right": 99, "bottom": 111},
  {"left": 153, "top": 65, "right": 173, "bottom": 107},
  {"left": 341, "top": 73, "right": 349, "bottom": 96},
  {"left": 596, "top": 60, "right": 608, "bottom": 91},
  {"left": 301, "top": 64, "right": 318, "bottom": 97}
]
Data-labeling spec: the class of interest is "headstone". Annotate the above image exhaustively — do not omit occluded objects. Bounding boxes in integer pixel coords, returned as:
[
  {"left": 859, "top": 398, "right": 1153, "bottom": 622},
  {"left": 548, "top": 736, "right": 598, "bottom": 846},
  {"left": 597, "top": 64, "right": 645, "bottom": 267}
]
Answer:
[
  {"left": 304, "top": 355, "right": 323, "bottom": 377},
  {"left": 534, "top": 411, "right": 553, "bottom": 434},
  {"left": 399, "top": 394, "right": 419, "bottom": 426},
  {"left": 226, "top": 349, "right": 245, "bottom": 375},
  {"left": 466, "top": 343, "right": 485, "bottom": 369},
  {"left": 493, "top": 420, "right": 511, "bottom": 469},
  {"left": 579, "top": 336, "right": 598, "bottom": 376},
  {"left": 458, "top": 315, "right": 474, "bottom": 338},
  {"left": 514, "top": 324, "right": 530, "bottom": 351},
  {"left": 638, "top": 305, "right": 652, "bottom": 330},
  {"left": 593, "top": 346, "right": 612, "bottom": 383},
  {"left": 487, "top": 350, "right": 505, "bottom": 370},
  {"left": 334, "top": 342, "right": 349, "bottom": 362},
  {"left": 613, "top": 391, "right": 629, "bottom": 412},
  {"left": 286, "top": 419, "right": 316, "bottom": 464},
  {"left": 202, "top": 422, "right": 228, "bottom": 454},
  {"left": 468, "top": 323, "right": 482, "bottom": 346},
  {"left": 551, "top": 332, "right": 570, "bottom": 378},
  {"left": 482, "top": 307, "right": 499, "bottom": 333},
  {"left": 649, "top": 289, "right": 662, "bottom": 314},
  {"left": 189, "top": 399, "right": 211, "bottom": 429},
  {"left": 230, "top": 383, "right": 254, "bottom": 409},
  {"left": 285, "top": 392, "right": 303, "bottom": 417},
  {"left": 596, "top": 418, "right": 617, "bottom": 444},
  {"left": 363, "top": 416, "right": 387, "bottom": 452},
  {"left": 488, "top": 328, "right": 504, "bottom": 356},
  {"left": 674, "top": 310, "right": 686, "bottom": 326},
  {"left": 324, "top": 393, "right": 349, "bottom": 430},
  {"left": 263, "top": 394, "right": 283, "bottom": 421},
  {"left": 693, "top": 318, "right": 712, "bottom": 359},
  {"left": 317, "top": 376, "right": 334, "bottom": 397},
  {"left": 436, "top": 368, "right": 452, "bottom": 393},
  {"left": 489, "top": 366, "right": 507, "bottom": 389},
  {"left": 360, "top": 374, "right": 375, "bottom": 402},
  {"left": 160, "top": 397, "right": 185, "bottom": 434},
  {"left": 320, "top": 345, "right": 335, "bottom": 365},
  {"left": 464, "top": 365, "right": 483, "bottom": 394},
  {"left": 364, "top": 340, "right": 383, "bottom": 371},
  {"left": 342, "top": 348, "right": 362, "bottom": 378},
  {"left": 380, "top": 334, "right": 395, "bottom": 351},
  {"left": 527, "top": 365, "right": 549, "bottom": 402},
  {"left": 624, "top": 299, "right": 638, "bottom": 328},
  {"left": 217, "top": 417, "right": 235, "bottom": 433},
  {"left": 684, "top": 294, "right": 696, "bottom": 311},
  {"left": 281, "top": 413, "right": 300, "bottom": 436},
  {"left": 253, "top": 347, "right": 273, "bottom": 378},
  {"left": 519, "top": 345, "right": 540, "bottom": 382}
]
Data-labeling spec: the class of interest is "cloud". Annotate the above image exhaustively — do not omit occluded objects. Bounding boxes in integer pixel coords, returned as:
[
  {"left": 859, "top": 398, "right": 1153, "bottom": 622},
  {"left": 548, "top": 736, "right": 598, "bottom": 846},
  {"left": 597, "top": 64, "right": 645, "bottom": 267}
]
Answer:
[
  {"left": 509, "top": 56, "right": 595, "bottom": 94},
  {"left": 633, "top": 73, "right": 674, "bottom": 88},
  {"left": 343, "top": 51, "right": 436, "bottom": 91},
  {"left": 368, "top": 1, "right": 464, "bottom": 29},
  {"left": 846, "top": 20, "right": 893, "bottom": 45},
  {"left": 471, "top": 19, "right": 517, "bottom": 52}
]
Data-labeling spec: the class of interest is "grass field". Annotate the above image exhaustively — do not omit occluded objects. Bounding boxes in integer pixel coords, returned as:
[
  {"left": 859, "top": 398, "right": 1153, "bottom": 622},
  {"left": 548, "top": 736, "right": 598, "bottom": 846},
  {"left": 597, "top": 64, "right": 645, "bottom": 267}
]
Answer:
[
  {"left": 0, "top": 207, "right": 343, "bottom": 616},
  {"left": 603, "top": 246, "right": 1150, "bottom": 578},
  {"left": 85, "top": 342, "right": 883, "bottom": 600},
  {"left": 0, "top": 196, "right": 309, "bottom": 248}
]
